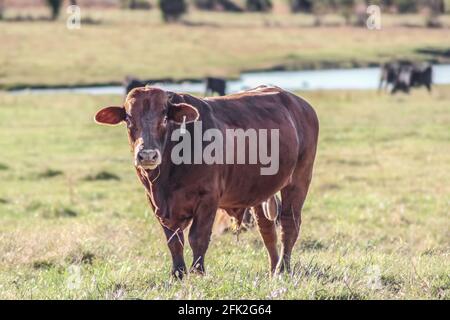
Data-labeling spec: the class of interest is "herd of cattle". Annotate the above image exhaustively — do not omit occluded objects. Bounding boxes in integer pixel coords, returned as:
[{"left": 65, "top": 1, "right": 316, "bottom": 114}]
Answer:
[{"left": 125, "top": 60, "right": 433, "bottom": 99}]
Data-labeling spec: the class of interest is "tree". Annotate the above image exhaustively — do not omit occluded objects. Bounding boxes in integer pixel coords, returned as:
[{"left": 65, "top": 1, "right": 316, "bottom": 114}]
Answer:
[
  {"left": 159, "top": 0, "right": 187, "bottom": 22},
  {"left": 289, "top": 0, "right": 313, "bottom": 13},
  {"left": 394, "top": 0, "right": 418, "bottom": 13},
  {"left": 0, "top": 0, "right": 5, "bottom": 20},
  {"left": 338, "top": 0, "right": 355, "bottom": 25},
  {"left": 193, "top": 0, "right": 216, "bottom": 10},
  {"left": 121, "top": 0, "right": 152, "bottom": 9},
  {"left": 311, "top": 0, "right": 330, "bottom": 26},
  {"left": 218, "top": 0, "right": 244, "bottom": 12},
  {"left": 246, "top": 0, "right": 272, "bottom": 12},
  {"left": 194, "top": 0, "right": 243, "bottom": 12},
  {"left": 420, "top": 0, "right": 444, "bottom": 27},
  {"left": 46, "top": 0, "right": 63, "bottom": 20}
]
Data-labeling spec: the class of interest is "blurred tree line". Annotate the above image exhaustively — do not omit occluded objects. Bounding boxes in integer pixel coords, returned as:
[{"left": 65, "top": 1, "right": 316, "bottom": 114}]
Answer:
[
  {"left": 289, "top": 0, "right": 445, "bottom": 13},
  {"left": 0, "top": 0, "right": 447, "bottom": 24},
  {"left": 161, "top": 0, "right": 447, "bottom": 22}
]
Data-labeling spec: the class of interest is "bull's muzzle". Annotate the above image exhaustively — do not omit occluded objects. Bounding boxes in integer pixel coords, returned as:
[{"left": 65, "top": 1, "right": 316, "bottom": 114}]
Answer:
[{"left": 135, "top": 149, "right": 161, "bottom": 170}]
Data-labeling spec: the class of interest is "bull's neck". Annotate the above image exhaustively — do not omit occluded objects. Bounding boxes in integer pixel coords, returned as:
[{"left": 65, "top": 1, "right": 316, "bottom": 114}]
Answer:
[{"left": 141, "top": 149, "right": 172, "bottom": 214}]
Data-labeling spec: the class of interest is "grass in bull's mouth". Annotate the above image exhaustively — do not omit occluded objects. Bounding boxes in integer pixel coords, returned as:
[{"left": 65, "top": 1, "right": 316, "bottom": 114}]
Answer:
[{"left": 0, "top": 87, "right": 448, "bottom": 299}]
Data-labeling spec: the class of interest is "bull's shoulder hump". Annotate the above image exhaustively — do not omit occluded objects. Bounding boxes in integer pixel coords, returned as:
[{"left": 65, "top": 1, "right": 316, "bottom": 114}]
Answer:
[{"left": 204, "top": 85, "right": 285, "bottom": 102}]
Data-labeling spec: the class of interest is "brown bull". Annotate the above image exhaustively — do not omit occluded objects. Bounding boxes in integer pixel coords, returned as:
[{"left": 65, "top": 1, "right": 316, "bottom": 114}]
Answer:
[{"left": 95, "top": 85, "right": 319, "bottom": 278}]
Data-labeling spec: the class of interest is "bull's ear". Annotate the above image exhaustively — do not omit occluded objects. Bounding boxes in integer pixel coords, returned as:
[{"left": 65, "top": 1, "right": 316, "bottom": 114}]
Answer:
[
  {"left": 168, "top": 103, "right": 199, "bottom": 124},
  {"left": 95, "top": 106, "right": 126, "bottom": 125}
]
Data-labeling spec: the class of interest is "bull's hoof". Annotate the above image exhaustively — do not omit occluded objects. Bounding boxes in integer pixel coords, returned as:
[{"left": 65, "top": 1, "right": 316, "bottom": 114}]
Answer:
[
  {"left": 274, "top": 261, "right": 290, "bottom": 275},
  {"left": 190, "top": 263, "right": 205, "bottom": 275},
  {"left": 171, "top": 266, "right": 187, "bottom": 280}
]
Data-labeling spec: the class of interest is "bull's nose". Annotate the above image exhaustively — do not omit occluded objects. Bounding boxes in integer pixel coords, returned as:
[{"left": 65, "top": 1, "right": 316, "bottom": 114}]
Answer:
[
  {"left": 137, "top": 149, "right": 158, "bottom": 162},
  {"left": 136, "top": 149, "right": 161, "bottom": 168}
]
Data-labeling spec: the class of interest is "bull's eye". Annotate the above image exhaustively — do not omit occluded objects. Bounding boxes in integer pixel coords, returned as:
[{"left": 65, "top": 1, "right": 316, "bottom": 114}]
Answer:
[
  {"left": 126, "top": 117, "right": 133, "bottom": 129},
  {"left": 162, "top": 116, "right": 168, "bottom": 126}
]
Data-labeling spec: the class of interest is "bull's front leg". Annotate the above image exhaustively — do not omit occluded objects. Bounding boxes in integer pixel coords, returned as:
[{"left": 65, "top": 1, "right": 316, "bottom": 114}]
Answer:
[
  {"left": 162, "top": 225, "right": 187, "bottom": 279},
  {"left": 188, "top": 201, "right": 217, "bottom": 274}
]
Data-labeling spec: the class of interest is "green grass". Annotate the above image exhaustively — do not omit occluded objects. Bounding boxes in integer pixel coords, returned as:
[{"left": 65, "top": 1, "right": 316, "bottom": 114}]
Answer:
[
  {"left": 0, "top": 87, "right": 449, "bottom": 299},
  {"left": 0, "top": 8, "right": 449, "bottom": 89}
]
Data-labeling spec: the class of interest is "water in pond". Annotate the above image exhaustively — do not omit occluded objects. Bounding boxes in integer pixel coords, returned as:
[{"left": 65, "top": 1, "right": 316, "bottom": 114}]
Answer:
[{"left": 8, "top": 64, "right": 450, "bottom": 95}]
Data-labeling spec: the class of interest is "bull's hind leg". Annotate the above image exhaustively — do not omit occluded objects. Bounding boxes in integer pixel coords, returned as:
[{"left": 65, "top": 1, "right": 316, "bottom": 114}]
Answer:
[
  {"left": 254, "top": 205, "right": 279, "bottom": 273},
  {"left": 276, "top": 160, "right": 315, "bottom": 274}
]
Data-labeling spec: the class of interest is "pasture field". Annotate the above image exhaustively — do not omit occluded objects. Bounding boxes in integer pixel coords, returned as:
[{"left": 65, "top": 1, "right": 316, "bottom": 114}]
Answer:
[
  {"left": 1, "top": 8, "right": 450, "bottom": 89},
  {"left": 0, "top": 86, "right": 449, "bottom": 299}
]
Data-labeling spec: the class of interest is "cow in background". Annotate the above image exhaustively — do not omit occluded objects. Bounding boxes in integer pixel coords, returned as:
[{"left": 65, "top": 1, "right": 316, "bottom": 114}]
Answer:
[
  {"left": 379, "top": 61, "right": 433, "bottom": 94},
  {"left": 205, "top": 77, "right": 227, "bottom": 96},
  {"left": 124, "top": 76, "right": 146, "bottom": 95},
  {"left": 410, "top": 63, "right": 433, "bottom": 92},
  {"left": 379, "top": 61, "right": 402, "bottom": 92},
  {"left": 124, "top": 76, "right": 173, "bottom": 95}
]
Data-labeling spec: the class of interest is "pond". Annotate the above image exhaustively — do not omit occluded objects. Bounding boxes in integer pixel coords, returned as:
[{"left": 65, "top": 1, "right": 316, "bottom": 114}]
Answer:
[{"left": 9, "top": 64, "right": 450, "bottom": 95}]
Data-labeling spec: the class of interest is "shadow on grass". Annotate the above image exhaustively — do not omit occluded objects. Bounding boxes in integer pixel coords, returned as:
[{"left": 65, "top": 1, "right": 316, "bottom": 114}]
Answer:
[
  {"left": 26, "top": 201, "right": 78, "bottom": 218},
  {"left": 36, "top": 169, "right": 64, "bottom": 179},
  {"left": 415, "top": 47, "right": 450, "bottom": 59},
  {"left": 312, "top": 289, "right": 365, "bottom": 300},
  {"left": 2, "top": 15, "right": 102, "bottom": 25},
  {"left": 67, "top": 251, "right": 96, "bottom": 265},
  {"left": 32, "top": 250, "right": 96, "bottom": 271},
  {"left": 290, "top": 260, "right": 341, "bottom": 285},
  {"left": 83, "top": 171, "right": 121, "bottom": 181},
  {"left": 325, "top": 158, "right": 376, "bottom": 167},
  {"left": 51, "top": 207, "right": 78, "bottom": 218},
  {"left": 381, "top": 274, "right": 403, "bottom": 293},
  {"left": 300, "top": 238, "right": 328, "bottom": 251},
  {"left": 32, "top": 260, "right": 55, "bottom": 270},
  {"left": 318, "top": 183, "right": 341, "bottom": 192}
]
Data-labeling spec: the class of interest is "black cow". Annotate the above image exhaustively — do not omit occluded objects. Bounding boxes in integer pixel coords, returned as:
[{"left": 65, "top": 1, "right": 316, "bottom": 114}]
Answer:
[
  {"left": 124, "top": 77, "right": 146, "bottom": 95},
  {"left": 124, "top": 76, "right": 173, "bottom": 95},
  {"left": 205, "top": 77, "right": 226, "bottom": 96},
  {"left": 392, "top": 65, "right": 414, "bottom": 94},
  {"left": 379, "top": 61, "right": 433, "bottom": 94},
  {"left": 159, "top": 0, "right": 187, "bottom": 22},
  {"left": 410, "top": 63, "right": 433, "bottom": 92}
]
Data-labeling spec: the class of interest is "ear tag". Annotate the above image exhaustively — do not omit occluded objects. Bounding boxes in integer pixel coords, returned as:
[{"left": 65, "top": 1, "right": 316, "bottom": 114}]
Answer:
[{"left": 180, "top": 116, "right": 187, "bottom": 134}]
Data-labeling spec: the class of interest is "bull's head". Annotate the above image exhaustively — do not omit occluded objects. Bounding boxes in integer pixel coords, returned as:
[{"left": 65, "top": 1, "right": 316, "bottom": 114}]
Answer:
[{"left": 95, "top": 87, "right": 199, "bottom": 170}]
